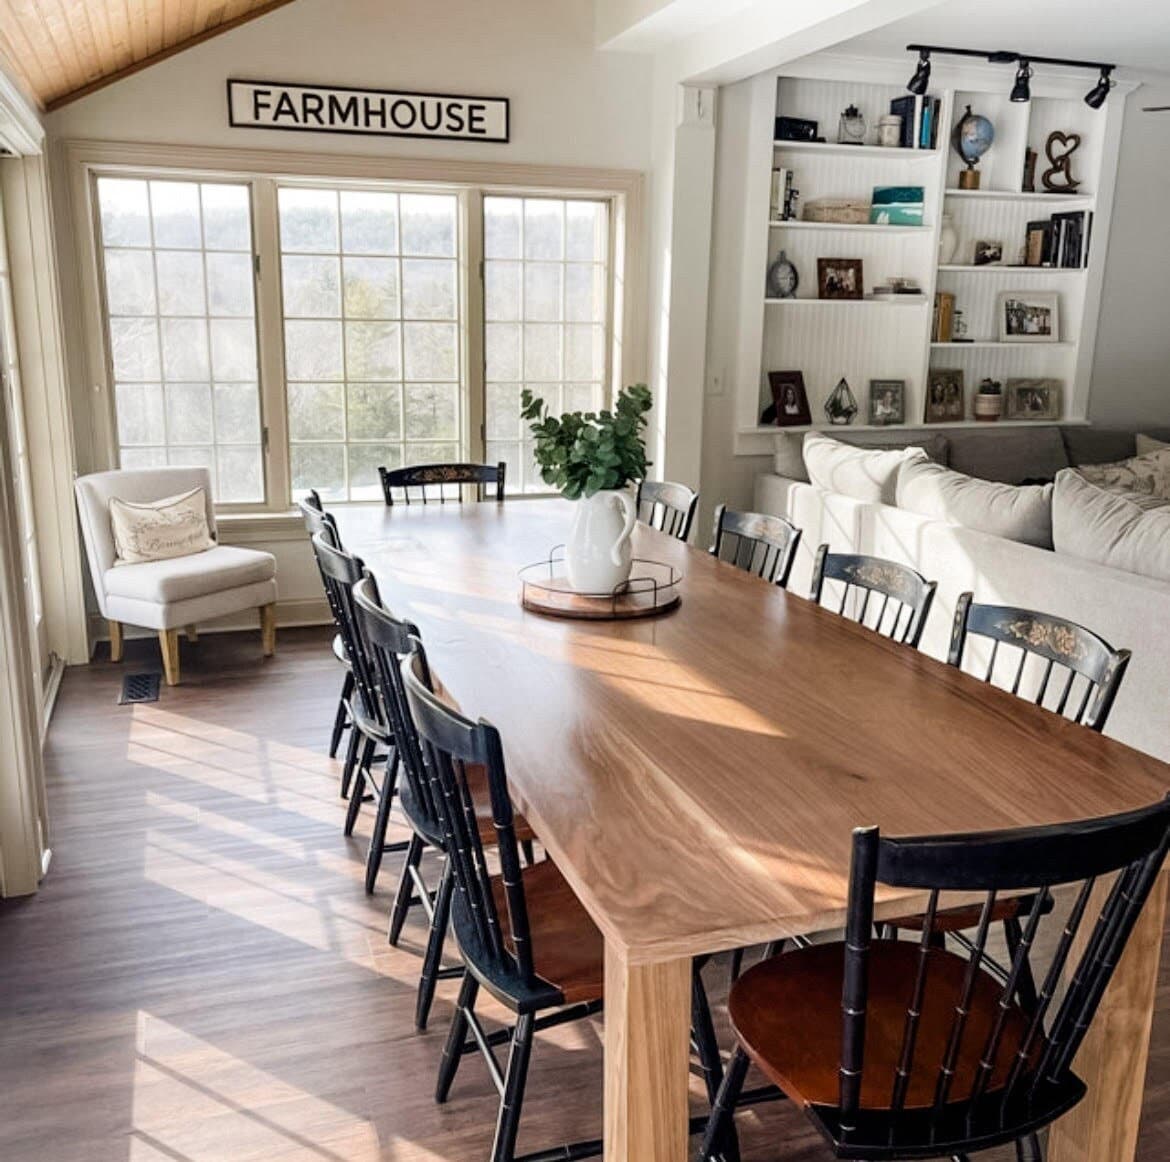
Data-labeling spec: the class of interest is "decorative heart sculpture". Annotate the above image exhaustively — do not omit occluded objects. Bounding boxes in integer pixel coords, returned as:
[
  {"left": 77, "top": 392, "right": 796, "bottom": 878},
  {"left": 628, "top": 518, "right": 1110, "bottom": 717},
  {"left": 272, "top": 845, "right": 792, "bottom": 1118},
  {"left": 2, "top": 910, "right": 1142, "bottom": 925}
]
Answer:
[{"left": 1042, "top": 130, "right": 1082, "bottom": 192}]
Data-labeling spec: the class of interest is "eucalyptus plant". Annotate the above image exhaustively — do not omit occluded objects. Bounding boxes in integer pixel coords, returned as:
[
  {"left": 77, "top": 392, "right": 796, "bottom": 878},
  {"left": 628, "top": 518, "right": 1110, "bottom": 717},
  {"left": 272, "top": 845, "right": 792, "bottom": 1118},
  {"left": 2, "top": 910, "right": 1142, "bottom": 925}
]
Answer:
[{"left": 520, "top": 383, "right": 652, "bottom": 500}]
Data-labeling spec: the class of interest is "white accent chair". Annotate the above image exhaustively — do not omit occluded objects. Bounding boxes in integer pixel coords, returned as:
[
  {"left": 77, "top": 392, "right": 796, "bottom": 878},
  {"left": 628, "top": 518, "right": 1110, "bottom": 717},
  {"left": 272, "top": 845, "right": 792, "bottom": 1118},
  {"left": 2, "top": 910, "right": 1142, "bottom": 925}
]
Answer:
[{"left": 74, "top": 467, "right": 278, "bottom": 686}]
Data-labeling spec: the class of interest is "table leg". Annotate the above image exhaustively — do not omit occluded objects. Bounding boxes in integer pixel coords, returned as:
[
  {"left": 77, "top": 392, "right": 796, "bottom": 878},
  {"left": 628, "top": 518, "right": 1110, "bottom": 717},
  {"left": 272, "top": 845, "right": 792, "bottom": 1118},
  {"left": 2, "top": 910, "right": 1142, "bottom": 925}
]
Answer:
[
  {"left": 1048, "top": 870, "right": 1167, "bottom": 1162},
  {"left": 604, "top": 943, "right": 690, "bottom": 1162}
]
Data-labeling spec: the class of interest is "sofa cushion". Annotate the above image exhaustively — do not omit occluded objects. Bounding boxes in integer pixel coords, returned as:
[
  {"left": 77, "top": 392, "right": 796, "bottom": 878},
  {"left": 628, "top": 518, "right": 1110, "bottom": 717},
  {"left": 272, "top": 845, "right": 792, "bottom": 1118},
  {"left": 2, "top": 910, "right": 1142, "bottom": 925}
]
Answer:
[
  {"left": 945, "top": 426, "right": 1068, "bottom": 484},
  {"left": 104, "top": 545, "right": 276, "bottom": 605},
  {"left": 1053, "top": 470, "right": 1170, "bottom": 582},
  {"left": 1061, "top": 427, "right": 1137, "bottom": 467},
  {"left": 773, "top": 430, "right": 947, "bottom": 483},
  {"left": 1075, "top": 447, "right": 1170, "bottom": 500},
  {"left": 802, "top": 433, "right": 929, "bottom": 504},
  {"left": 896, "top": 459, "right": 1054, "bottom": 549},
  {"left": 109, "top": 486, "right": 215, "bottom": 565}
]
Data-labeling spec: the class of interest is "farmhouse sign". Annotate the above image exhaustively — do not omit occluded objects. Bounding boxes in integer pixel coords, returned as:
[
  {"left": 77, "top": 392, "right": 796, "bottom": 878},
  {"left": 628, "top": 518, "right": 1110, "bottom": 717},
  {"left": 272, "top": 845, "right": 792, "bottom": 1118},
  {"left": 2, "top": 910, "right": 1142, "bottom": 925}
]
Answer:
[{"left": 227, "top": 80, "right": 510, "bottom": 143}]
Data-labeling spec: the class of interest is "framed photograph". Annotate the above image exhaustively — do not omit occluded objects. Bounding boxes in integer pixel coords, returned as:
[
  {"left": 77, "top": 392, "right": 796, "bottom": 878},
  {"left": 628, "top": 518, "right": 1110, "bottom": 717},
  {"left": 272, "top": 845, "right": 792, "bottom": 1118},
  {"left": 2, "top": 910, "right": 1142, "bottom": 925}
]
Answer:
[
  {"left": 998, "top": 291, "right": 1060, "bottom": 342},
  {"left": 973, "top": 239, "right": 1004, "bottom": 266},
  {"left": 925, "top": 368, "right": 965, "bottom": 423},
  {"left": 767, "top": 370, "right": 812, "bottom": 427},
  {"left": 775, "top": 115, "right": 819, "bottom": 142},
  {"left": 1005, "top": 378, "right": 1063, "bottom": 421},
  {"left": 817, "top": 258, "right": 864, "bottom": 300},
  {"left": 868, "top": 379, "right": 906, "bottom": 426}
]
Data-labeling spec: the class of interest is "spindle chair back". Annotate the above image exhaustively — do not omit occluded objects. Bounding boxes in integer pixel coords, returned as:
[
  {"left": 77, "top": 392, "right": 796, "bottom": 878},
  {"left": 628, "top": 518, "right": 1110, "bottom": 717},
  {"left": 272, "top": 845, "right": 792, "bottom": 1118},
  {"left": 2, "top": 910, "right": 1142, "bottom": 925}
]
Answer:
[
  {"left": 379, "top": 461, "right": 506, "bottom": 506},
  {"left": 709, "top": 504, "right": 802, "bottom": 588},
  {"left": 636, "top": 479, "right": 699, "bottom": 542}
]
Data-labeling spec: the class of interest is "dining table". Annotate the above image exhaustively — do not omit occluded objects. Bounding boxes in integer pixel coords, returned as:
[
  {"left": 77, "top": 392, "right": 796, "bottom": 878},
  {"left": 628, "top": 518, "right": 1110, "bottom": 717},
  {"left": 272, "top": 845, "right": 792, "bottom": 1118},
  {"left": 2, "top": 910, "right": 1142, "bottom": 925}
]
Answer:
[{"left": 336, "top": 496, "right": 1170, "bottom": 1162}]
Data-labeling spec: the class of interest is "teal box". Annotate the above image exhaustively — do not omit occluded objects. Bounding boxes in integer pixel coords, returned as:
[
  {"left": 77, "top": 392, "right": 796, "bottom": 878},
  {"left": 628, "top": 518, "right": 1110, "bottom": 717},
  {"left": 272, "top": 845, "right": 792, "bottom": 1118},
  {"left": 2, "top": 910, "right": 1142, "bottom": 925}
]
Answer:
[{"left": 870, "top": 185, "right": 925, "bottom": 226}]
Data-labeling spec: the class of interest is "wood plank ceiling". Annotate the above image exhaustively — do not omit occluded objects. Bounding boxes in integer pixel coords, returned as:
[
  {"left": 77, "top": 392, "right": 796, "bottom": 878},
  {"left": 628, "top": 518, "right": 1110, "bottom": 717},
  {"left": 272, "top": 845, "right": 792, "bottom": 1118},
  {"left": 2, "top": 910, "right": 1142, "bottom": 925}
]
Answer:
[{"left": 0, "top": 0, "right": 298, "bottom": 110}]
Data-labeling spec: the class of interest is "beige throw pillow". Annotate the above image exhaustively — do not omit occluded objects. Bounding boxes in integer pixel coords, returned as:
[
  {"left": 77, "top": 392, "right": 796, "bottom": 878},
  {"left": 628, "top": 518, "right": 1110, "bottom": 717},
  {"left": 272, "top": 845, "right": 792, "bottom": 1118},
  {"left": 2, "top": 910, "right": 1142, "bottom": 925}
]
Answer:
[
  {"left": 1053, "top": 470, "right": 1170, "bottom": 582},
  {"left": 896, "top": 459, "right": 1054, "bottom": 549},
  {"left": 802, "top": 432, "right": 928, "bottom": 505},
  {"left": 1076, "top": 447, "right": 1170, "bottom": 499},
  {"left": 109, "top": 486, "right": 215, "bottom": 565}
]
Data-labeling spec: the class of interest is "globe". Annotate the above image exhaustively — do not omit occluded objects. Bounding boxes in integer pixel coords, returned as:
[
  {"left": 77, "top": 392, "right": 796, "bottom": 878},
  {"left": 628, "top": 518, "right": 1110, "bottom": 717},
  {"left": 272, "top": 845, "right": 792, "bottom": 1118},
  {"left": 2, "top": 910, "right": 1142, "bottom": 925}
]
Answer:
[{"left": 953, "top": 105, "right": 995, "bottom": 169}]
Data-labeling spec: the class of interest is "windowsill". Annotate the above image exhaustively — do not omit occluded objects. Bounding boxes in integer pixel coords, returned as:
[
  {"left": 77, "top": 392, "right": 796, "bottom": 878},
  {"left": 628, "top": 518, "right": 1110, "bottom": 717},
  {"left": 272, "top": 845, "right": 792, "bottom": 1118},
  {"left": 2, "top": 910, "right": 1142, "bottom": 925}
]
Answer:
[{"left": 215, "top": 510, "right": 307, "bottom": 542}]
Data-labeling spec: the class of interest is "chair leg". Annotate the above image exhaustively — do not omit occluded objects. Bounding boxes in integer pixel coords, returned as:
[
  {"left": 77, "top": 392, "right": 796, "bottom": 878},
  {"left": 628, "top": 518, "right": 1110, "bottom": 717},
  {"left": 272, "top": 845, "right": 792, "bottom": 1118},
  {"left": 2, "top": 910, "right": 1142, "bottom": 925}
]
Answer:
[
  {"left": 521, "top": 837, "right": 536, "bottom": 866},
  {"left": 436, "top": 972, "right": 479, "bottom": 1103},
  {"left": 491, "top": 1012, "right": 535, "bottom": 1162},
  {"left": 329, "top": 672, "right": 354, "bottom": 758},
  {"left": 344, "top": 738, "right": 374, "bottom": 837},
  {"left": 1003, "top": 917, "right": 1040, "bottom": 1013},
  {"left": 158, "top": 628, "right": 180, "bottom": 686},
  {"left": 691, "top": 959, "right": 724, "bottom": 1106},
  {"left": 365, "top": 751, "right": 401, "bottom": 893},
  {"left": 1015, "top": 1133, "right": 1042, "bottom": 1162},
  {"left": 388, "top": 833, "right": 425, "bottom": 947},
  {"left": 340, "top": 724, "right": 361, "bottom": 800},
  {"left": 698, "top": 1046, "right": 750, "bottom": 1162},
  {"left": 259, "top": 602, "right": 276, "bottom": 656},
  {"left": 108, "top": 620, "right": 124, "bottom": 663},
  {"left": 417, "top": 857, "right": 456, "bottom": 1031},
  {"left": 728, "top": 947, "right": 744, "bottom": 983}
]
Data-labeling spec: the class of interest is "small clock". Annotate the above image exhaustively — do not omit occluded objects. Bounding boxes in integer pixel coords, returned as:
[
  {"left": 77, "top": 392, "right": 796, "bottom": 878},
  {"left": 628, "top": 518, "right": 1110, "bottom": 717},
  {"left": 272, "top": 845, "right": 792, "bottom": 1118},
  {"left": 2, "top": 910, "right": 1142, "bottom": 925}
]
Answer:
[{"left": 767, "top": 251, "right": 798, "bottom": 299}]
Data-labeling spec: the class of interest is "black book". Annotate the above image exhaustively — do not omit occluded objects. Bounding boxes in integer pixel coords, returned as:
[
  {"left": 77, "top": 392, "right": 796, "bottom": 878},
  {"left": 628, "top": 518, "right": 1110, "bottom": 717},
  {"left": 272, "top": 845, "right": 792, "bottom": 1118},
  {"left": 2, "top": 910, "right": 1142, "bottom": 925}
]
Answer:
[{"left": 890, "top": 95, "right": 917, "bottom": 148}]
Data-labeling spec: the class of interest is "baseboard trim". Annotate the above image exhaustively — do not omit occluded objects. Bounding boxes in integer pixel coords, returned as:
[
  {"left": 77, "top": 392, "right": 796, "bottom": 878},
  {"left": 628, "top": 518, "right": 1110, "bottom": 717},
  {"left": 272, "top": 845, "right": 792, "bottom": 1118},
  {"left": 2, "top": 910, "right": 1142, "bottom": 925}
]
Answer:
[
  {"left": 85, "top": 596, "right": 333, "bottom": 648},
  {"left": 40, "top": 654, "right": 66, "bottom": 740}
]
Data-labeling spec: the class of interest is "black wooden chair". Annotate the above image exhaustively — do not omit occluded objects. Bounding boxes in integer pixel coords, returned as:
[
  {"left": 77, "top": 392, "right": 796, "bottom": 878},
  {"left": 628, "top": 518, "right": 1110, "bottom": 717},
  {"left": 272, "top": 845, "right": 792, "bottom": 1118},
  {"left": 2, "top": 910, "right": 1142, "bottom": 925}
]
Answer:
[
  {"left": 636, "top": 479, "right": 699, "bottom": 542},
  {"left": 948, "top": 593, "right": 1131, "bottom": 732},
  {"left": 709, "top": 504, "right": 802, "bottom": 588},
  {"left": 379, "top": 461, "right": 506, "bottom": 506},
  {"left": 401, "top": 655, "right": 731, "bottom": 1162},
  {"left": 810, "top": 545, "right": 937, "bottom": 648},
  {"left": 700, "top": 798, "right": 1170, "bottom": 1162},
  {"left": 311, "top": 533, "right": 405, "bottom": 894},
  {"left": 352, "top": 574, "right": 541, "bottom": 1030},
  {"left": 297, "top": 490, "right": 353, "bottom": 764}
]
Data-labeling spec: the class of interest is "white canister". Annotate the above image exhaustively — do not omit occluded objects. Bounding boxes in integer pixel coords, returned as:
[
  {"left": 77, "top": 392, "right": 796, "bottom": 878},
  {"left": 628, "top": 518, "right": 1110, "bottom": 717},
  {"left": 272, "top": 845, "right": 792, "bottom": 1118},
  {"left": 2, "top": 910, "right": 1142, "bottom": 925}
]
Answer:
[
  {"left": 878, "top": 115, "right": 902, "bottom": 148},
  {"left": 938, "top": 213, "right": 959, "bottom": 265}
]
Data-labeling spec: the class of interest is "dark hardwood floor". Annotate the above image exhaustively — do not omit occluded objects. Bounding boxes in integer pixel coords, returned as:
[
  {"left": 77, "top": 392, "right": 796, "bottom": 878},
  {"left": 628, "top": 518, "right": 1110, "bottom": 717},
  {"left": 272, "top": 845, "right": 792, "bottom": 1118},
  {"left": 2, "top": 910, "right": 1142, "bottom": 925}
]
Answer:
[{"left": 1, "top": 626, "right": 1168, "bottom": 1161}]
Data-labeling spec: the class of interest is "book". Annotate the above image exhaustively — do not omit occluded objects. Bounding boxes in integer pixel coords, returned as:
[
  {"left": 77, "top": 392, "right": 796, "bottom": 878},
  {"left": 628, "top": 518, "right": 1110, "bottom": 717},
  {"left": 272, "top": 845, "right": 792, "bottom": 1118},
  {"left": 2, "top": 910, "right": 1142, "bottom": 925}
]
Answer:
[
  {"left": 889, "top": 95, "right": 917, "bottom": 148},
  {"left": 1025, "top": 220, "right": 1051, "bottom": 267},
  {"left": 870, "top": 185, "right": 925, "bottom": 226},
  {"left": 933, "top": 291, "right": 955, "bottom": 342},
  {"left": 770, "top": 167, "right": 786, "bottom": 220}
]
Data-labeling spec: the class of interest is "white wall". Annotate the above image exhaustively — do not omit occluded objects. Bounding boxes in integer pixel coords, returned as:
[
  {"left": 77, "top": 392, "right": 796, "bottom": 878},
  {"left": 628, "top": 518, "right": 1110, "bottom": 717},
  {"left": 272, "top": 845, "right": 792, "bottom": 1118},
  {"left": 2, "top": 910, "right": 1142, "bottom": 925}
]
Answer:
[
  {"left": 1089, "top": 83, "right": 1170, "bottom": 429},
  {"left": 45, "top": 0, "right": 656, "bottom": 635}
]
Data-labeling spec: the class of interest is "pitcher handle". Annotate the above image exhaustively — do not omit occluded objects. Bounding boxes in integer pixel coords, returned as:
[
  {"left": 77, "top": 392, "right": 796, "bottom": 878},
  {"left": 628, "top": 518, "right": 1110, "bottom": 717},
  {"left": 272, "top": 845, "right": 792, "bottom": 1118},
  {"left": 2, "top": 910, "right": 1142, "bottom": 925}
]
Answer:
[{"left": 610, "top": 489, "right": 637, "bottom": 566}]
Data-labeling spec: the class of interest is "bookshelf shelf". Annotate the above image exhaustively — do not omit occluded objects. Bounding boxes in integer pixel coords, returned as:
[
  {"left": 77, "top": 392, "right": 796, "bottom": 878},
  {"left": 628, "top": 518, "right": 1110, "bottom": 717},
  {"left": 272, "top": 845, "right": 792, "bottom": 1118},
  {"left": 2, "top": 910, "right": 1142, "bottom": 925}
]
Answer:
[
  {"left": 944, "top": 188, "right": 1096, "bottom": 204},
  {"left": 767, "top": 220, "right": 928, "bottom": 234},
  {"left": 938, "top": 264, "right": 1087, "bottom": 274},
  {"left": 772, "top": 140, "right": 937, "bottom": 159},
  {"left": 766, "top": 296, "right": 928, "bottom": 306},
  {"left": 930, "top": 341, "right": 1076, "bottom": 350}
]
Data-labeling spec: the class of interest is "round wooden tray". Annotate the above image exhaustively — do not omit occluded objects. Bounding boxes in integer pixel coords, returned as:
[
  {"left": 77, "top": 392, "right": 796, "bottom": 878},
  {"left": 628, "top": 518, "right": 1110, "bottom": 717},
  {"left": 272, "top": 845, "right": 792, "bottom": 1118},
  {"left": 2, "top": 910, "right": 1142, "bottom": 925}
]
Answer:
[{"left": 519, "top": 553, "right": 681, "bottom": 621}]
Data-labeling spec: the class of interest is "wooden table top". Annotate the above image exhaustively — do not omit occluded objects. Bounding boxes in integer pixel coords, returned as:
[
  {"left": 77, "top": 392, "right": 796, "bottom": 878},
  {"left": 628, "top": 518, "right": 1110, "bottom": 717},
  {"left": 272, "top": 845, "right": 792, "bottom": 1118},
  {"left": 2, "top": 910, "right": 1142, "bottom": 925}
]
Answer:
[{"left": 337, "top": 500, "right": 1170, "bottom": 964}]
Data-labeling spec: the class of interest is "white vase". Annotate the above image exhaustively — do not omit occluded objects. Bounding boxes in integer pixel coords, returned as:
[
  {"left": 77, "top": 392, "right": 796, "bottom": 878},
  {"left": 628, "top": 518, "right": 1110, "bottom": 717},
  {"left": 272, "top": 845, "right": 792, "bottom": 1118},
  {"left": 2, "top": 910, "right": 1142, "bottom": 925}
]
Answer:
[
  {"left": 938, "top": 213, "right": 959, "bottom": 265},
  {"left": 564, "top": 488, "right": 637, "bottom": 594}
]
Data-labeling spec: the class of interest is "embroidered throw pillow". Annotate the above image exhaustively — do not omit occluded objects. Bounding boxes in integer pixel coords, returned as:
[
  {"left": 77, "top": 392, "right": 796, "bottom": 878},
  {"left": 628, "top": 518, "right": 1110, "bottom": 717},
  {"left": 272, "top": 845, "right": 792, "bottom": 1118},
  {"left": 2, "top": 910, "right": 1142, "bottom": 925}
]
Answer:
[
  {"left": 109, "top": 487, "right": 215, "bottom": 565},
  {"left": 1076, "top": 447, "right": 1170, "bottom": 499}
]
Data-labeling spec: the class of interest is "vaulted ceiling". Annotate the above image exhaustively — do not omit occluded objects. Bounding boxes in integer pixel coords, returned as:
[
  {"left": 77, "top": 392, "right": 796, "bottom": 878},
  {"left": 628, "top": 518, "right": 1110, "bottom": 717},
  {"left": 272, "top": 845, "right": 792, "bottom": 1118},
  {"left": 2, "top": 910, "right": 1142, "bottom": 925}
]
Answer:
[{"left": 0, "top": 0, "right": 298, "bottom": 111}]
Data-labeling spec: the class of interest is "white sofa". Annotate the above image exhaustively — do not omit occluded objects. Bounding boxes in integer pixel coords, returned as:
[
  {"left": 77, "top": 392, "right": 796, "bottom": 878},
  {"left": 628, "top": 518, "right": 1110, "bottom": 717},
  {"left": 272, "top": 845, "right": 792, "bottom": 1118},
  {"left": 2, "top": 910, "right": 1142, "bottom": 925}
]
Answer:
[
  {"left": 75, "top": 467, "right": 278, "bottom": 685},
  {"left": 754, "top": 470, "right": 1170, "bottom": 764}
]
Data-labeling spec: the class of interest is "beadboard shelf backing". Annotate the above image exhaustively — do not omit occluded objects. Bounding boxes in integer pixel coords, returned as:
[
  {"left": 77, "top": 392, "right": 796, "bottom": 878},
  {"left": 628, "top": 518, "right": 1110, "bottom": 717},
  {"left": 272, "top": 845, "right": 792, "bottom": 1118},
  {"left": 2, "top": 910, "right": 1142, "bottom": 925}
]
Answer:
[{"left": 732, "top": 60, "right": 1130, "bottom": 458}]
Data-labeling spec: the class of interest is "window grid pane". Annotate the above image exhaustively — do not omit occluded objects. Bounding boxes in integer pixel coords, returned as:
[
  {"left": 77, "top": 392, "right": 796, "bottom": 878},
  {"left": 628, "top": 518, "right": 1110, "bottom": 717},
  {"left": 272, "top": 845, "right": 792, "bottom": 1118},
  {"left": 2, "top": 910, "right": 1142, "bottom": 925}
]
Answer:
[
  {"left": 279, "top": 186, "right": 463, "bottom": 502},
  {"left": 483, "top": 196, "right": 609, "bottom": 493},
  {"left": 96, "top": 177, "right": 263, "bottom": 503}
]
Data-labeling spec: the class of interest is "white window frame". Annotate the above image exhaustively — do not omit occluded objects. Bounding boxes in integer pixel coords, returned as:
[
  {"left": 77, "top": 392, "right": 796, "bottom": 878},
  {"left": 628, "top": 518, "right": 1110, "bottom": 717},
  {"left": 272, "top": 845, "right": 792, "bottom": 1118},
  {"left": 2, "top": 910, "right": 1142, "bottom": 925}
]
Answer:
[{"left": 67, "top": 141, "right": 646, "bottom": 517}]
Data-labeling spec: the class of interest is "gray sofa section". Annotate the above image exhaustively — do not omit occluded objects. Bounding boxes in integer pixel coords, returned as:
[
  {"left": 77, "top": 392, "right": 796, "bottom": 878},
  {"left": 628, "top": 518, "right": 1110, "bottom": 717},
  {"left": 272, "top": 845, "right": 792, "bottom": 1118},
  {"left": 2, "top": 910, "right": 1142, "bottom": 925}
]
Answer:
[
  {"left": 772, "top": 425, "right": 1170, "bottom": 486},
  {"left": 753, "top": 470, "right": 1170, "bottom": 765}
]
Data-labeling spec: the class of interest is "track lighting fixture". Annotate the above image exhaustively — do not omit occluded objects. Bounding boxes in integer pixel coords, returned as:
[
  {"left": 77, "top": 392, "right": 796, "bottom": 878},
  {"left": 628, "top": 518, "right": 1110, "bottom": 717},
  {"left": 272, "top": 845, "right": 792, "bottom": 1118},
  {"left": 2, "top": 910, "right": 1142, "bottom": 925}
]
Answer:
[
  {"left": 905, "top": 45, "right": 1115, "bottom": 107},
  {"left": 907, "top": 49, "right": 931, "bottom": 96},
  {"left": 1084, "top": 66, "right": 1114, "bottom": 109},
  {"left": 1010, "top": 60, "right": 1033, "bottom": 103}
]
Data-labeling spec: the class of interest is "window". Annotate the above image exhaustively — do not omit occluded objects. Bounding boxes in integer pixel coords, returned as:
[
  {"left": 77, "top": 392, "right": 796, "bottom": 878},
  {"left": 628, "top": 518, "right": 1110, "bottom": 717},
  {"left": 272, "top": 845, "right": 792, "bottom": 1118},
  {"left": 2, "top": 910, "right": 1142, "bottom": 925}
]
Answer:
[
  {"left": 95, "top": 177, "right": 264, "bottom": 502},
  {"left": 483, "top": 196, "right": 610, "bottom": 492},
  {"left": 83, "top": 154, "right": 629, "bottom": 512},
  {"left": 278, "top": 186, "right": 462, "bottom": 501}
]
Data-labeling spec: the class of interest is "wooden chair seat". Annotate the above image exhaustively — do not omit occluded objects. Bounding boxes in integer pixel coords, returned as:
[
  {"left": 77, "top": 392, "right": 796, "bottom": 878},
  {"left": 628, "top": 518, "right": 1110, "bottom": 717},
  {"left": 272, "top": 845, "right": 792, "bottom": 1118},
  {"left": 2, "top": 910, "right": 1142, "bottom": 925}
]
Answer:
[
  {"left": 491, "top": 858, "right": 604, "bottom": 1005},
  {"left": 729, "top": 941, "right": 1032, "bottom": 1110}
]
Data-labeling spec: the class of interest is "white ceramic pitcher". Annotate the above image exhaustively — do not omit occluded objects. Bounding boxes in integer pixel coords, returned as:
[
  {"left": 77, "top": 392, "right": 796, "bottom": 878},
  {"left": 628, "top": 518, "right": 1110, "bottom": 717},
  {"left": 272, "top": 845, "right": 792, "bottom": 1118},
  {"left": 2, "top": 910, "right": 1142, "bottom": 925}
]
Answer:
[{"left": 564, "top": 488, "right": 637, "bottom": 594}]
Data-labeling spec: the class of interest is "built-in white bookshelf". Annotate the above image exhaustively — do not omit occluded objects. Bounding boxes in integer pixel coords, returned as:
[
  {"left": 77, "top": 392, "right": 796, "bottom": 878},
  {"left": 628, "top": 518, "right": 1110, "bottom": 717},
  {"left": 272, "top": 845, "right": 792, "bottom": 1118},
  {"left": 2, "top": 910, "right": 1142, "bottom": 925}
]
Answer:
[{"left": 731, "top": 58, "right": 1132, "bottom": 455}]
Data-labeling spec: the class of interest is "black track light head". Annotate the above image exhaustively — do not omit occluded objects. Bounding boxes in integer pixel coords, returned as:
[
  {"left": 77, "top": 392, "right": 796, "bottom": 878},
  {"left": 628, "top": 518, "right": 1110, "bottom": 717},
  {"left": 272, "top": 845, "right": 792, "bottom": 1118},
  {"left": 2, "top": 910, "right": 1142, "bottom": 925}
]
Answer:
[
  {"left": 907, "top": 49, "right": 931, "bottom": 95},
  {"left": 1085, "top": 66, "right": 1113, "bottom": 108},
  {"left": 1011, "top": 60, "right": 1033, "bottom": 103}
]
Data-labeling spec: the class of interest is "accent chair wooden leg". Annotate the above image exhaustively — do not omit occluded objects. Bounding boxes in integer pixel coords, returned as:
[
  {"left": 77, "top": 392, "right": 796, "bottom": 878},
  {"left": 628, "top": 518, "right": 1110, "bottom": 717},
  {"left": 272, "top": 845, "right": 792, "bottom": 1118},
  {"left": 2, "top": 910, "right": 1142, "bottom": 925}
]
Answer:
[
  {"left": 108, "top": 620, "right": 124, "bottom": 663},
  {"left": 158, "top": 629, "right": 180, "bottom": 686},
  {"left": 260, "top": 603, "right": 277, "bottom": 657},
  {"left": 184, "top": 624, "right": 198, "bottom": 643}
]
